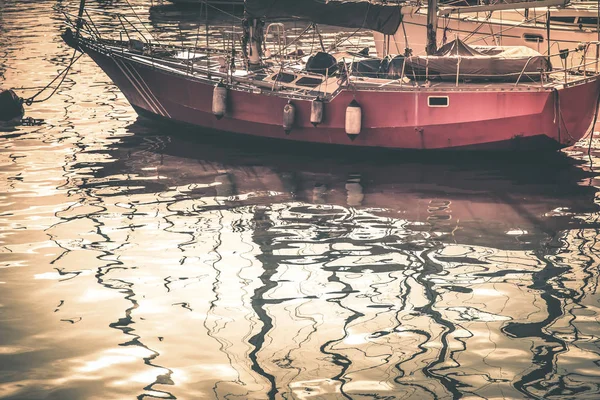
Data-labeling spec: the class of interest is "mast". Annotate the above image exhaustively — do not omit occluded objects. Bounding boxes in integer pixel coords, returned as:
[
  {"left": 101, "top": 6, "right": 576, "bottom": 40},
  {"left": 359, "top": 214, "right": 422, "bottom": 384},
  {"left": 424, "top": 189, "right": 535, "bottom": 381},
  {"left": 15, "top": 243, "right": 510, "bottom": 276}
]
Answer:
[
  {"left": 242, "top": 0, "right": 402, "bottom": 64},
  {"left": 243, "top": 17, "right": 264, "bottom": 70},
  {"left": 243, "top": 1, "right": 264, "bottom": 69},
  {"left": 75, "top": 0, "right": 86, "bottom": 42},
  {"left": 426, "top": 0, "right": 438, "bottom": 55}
]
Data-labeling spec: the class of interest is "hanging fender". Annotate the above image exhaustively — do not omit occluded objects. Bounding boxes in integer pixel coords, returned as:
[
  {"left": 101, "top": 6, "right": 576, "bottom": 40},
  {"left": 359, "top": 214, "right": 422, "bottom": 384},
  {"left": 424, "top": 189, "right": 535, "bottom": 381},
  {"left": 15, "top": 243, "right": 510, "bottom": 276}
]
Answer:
[
  {"left": 212, "top": 81, "right": 227, "bottom": 120},
  {"left": 345, "top": 99, "right": 362, "bottom": 140},
  {"left": 283, "top": 101, "right": 295, "bottom": 134},
  {"left": 310, "top": 97, "right": 324, "bottom": 127}
]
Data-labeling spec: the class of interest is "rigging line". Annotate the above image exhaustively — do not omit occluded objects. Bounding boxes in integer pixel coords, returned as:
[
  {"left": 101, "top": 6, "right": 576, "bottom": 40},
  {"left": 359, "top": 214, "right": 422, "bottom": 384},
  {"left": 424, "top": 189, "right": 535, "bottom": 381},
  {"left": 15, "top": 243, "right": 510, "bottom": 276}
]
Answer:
[
  {"left": 401, "top": 19, "right": 409, "bottom": 53},
  {"left": 272, "top": 23, "right": 313, "bottom": 58},
  {"left": 351, "top": 2, "right": 379, "bottom": 51},
  {"left": 200, "top": 0, "right": 242, "bottom": 21},
  {"left": 461, "top": 12, "right": 548, "bottom": 46},
  {"left": 325, "top": 0, "right": 401, "bottom": 52},
  {"left": 190, "top": 15, "right": 202, "bottom": 74},
  {"left": 462, "top": 20, "right": 489, "bottom": 43},
  {"left": 314, "top": 23, "right": 326, "bottom": 52},
  {"left": 311, "top": 24, "right": 316, "bottom": 55},
  {"left": 392, "top": 31, "right": 401, "bottom": 55},
  {"left": 361, "top": 2, "right": 372, "bottom": 31},
  {"left": 459, "top": 12, "right": 494, "bottom": 43},
  {"left": 328, "top": 27, "right": 363, "bottom": 52},
  {"left": 123, "top": 0, "right": 161, "bottom": 46}
]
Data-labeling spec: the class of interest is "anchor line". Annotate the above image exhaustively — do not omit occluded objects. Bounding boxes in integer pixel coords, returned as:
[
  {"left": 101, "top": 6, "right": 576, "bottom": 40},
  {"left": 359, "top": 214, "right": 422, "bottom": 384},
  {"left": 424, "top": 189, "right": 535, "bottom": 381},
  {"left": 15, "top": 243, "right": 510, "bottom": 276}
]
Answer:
[{"left": 20, "top": 48, "right": 84, "bottom": 106}]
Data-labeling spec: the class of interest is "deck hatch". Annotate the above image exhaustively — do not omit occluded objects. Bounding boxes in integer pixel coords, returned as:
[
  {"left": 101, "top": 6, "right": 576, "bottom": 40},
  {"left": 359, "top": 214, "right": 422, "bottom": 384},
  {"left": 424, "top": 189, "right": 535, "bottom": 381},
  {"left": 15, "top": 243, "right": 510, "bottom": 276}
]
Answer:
[
  {"left": 271, "top": 72, "right": 296, "bottom": 83},
  {"left": 578, "top": 17, "right": 599, "bottom": 26},
  {"left": 428, "top": 96, "right": 449, "bottom": 107},
  {"left": 523, "top": 33, "right": 544, "bottom": 43},
  {"left": 295, "top": 77, "right": 323, "bottom": 87},
  {"left": 549, "top": 16, "right": 576, "bottom": 24}
]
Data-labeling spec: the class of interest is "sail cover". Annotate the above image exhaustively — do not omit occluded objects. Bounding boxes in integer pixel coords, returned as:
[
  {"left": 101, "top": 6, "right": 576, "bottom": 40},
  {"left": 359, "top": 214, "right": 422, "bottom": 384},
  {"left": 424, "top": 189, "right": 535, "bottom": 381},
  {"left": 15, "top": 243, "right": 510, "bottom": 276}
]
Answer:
[
  {"left": 405, "top": 38, "right": 551, "bottom": 81},
  {"left": 244, "top": 0, "right": 403, "bottom": 35}
]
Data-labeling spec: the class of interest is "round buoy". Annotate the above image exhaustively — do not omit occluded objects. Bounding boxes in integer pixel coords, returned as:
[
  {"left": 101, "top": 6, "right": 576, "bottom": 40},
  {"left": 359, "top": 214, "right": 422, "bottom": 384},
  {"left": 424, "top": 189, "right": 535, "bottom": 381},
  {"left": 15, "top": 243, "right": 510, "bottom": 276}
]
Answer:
[
  {"left": 283, "top": 101, "right": 295, "bottom": 134},
  {"left": 0, "top": 89, "right": 24, "bottom": 123},
  {"left": 345, "top": 99, "right": 362, "bottom": 140},
  {"left": 310, "top": 98, "right": 324, "bottom": 127},
  {"left": 212, "top": 82, "right": 227, "bottom": 120}
]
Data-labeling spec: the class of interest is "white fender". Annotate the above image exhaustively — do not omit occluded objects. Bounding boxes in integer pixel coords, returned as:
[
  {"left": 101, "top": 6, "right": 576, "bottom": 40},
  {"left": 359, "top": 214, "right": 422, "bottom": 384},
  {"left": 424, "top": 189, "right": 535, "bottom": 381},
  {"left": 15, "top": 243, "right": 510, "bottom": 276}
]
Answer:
[
  {"left": 212, "top": 82, "right": 227, "bottom": 120},
  {"left": 345, "top": 99, "right": 362, "bottom": 139}
]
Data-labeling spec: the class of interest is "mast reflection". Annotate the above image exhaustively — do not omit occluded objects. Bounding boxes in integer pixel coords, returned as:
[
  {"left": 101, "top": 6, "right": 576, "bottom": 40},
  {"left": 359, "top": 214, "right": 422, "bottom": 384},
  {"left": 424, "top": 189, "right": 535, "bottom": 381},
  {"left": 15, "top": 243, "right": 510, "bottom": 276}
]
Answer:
[{"left": 51, "top": 120, "right": 600, "bottom": 399}]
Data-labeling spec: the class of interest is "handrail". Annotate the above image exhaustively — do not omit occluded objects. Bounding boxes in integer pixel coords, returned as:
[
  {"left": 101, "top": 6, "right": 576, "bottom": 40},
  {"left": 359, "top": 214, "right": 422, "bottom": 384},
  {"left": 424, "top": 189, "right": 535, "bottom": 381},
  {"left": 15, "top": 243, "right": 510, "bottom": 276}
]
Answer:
[
  {"left": 65, "top": 7, "right": 155, "bottom": 43},
  {"left": 66, "top": 6, "right": 600, "bottom": 91},
  {"left": 515, "top": 42, "right": 600, "bottom": 86},
  {"left": 514, "top": 56, "right": 539, "bottom": 87},
  {"left": 62, "top": 11, "right": 99, "bottom": 40}
]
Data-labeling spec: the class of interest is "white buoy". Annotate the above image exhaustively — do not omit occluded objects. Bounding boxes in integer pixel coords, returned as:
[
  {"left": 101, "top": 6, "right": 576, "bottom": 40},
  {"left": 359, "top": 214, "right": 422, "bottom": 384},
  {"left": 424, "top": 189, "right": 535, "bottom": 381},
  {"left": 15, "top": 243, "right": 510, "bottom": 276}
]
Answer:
[
  {"left": 310, "top": 98, "right": 324, "bottom": 126},
  {"left": 212, "top": 82, "right": 227, "bottom": 120},
  {"left": 283, "top": 101, "right": 295, "bottom": 134},
  {"left": 345, "top": 99, "right": 362, "bottom": 140}
]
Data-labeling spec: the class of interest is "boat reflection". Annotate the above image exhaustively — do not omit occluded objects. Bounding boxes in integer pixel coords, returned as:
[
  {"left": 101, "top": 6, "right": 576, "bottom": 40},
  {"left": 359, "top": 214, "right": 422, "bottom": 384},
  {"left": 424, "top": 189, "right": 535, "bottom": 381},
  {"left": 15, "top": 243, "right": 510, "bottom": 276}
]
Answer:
[
  {"left": 46, "top": 119, "right": 600, "bottom": 399},
  {"left": 1, "top": 1, "right": 599, "bottom": 398}
]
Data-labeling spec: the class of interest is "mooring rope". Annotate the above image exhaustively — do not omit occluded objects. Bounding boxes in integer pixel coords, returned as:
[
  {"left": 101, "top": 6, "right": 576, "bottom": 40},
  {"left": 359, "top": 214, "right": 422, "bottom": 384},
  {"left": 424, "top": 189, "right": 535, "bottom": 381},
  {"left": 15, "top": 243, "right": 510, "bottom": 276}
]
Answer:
[
  {"left": 21, "top": 49, "right": 84, "bottom": 105},
  {"left": 587, "top": 87, "right": 600, "bottom": 164}
]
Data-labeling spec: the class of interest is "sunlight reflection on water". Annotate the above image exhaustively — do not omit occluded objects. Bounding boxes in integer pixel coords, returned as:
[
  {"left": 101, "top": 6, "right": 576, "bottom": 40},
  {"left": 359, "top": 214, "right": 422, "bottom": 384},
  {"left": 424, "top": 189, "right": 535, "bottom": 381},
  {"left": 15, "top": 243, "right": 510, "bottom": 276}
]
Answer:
[{"left": 1, "top": 1, "right": 600, "bottom": 399}]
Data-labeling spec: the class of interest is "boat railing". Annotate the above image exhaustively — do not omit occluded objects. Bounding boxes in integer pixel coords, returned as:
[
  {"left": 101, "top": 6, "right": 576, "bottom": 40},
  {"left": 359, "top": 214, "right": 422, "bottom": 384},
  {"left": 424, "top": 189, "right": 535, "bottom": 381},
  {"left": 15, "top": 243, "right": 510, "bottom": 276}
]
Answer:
[
  {"left": 514, "top": 41, "right": 600, "bottom": 86},
  {"left": 61, "top": 4, "right": 600, "bottom": 92},
  {"left": 514, "top": 56, "right": 540, "bottom": 87},
  {"left": 265, "top": 23, "right": 287, "bottom": 59},
  {"left": 62, "top": 10, "right": 99, "bottom": 41},
  {"left": 61, "top": 6, "right": 159, "bottom": 46}
]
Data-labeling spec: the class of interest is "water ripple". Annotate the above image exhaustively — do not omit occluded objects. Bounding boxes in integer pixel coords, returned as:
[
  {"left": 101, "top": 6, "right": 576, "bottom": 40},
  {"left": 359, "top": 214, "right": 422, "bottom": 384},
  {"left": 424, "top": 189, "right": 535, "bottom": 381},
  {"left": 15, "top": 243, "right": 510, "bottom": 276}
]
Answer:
[{"left": 1, "top": 1, "right": 600, "bottom": 399}]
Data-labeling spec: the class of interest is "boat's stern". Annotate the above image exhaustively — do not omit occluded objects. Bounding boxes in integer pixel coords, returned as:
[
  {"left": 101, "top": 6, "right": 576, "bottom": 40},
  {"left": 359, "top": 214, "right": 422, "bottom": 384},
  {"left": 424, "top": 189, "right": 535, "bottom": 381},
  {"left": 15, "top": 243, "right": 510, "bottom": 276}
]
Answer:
[{"left": 554, "top": 75, "right": 600, "bottom": 147}]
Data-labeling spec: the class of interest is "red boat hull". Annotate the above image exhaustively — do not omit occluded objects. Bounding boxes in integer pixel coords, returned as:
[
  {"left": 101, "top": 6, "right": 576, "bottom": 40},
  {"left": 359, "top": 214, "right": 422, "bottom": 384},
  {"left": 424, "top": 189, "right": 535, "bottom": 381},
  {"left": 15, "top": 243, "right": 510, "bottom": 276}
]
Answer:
[{"left": 87, "top": 48, "right": 600, "bottom": 151}]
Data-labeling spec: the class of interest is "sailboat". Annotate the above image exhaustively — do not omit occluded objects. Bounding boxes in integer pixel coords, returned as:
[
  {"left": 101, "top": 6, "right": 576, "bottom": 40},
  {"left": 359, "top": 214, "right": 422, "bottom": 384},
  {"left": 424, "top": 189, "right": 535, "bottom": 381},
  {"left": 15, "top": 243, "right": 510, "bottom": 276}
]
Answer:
[
  {"left": 373, "top": 0, "right": 600, "bottom": 66},
  {"left": 61, "top": 0, "right": 600, "bottom": 151}
]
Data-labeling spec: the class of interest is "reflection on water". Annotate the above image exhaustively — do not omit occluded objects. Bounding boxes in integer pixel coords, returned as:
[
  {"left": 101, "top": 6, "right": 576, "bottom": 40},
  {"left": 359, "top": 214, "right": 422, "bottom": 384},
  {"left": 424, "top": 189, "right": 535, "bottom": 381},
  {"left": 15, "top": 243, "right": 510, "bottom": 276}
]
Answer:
[{"left": 2, "top": 1, "right": 600, "bottom": 399}]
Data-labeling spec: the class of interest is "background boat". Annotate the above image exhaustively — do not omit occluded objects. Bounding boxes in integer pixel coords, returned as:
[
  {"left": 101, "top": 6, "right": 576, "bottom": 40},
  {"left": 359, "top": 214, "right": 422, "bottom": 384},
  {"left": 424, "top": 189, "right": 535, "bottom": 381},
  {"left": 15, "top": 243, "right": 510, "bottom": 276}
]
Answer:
[
  {"left": 374, "top": 0, "right": 600, "bottom": 66},
  {"left": 163, "top": 0, "right": 243, "bottom": 4}
]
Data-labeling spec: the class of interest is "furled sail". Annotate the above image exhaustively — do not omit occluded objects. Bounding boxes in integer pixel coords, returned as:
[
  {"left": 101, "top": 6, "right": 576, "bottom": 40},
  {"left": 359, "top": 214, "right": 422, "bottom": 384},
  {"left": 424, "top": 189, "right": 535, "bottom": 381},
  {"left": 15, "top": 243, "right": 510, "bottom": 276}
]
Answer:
[{"left": 244, "top": 0, "right": 403, "bottom": 35}]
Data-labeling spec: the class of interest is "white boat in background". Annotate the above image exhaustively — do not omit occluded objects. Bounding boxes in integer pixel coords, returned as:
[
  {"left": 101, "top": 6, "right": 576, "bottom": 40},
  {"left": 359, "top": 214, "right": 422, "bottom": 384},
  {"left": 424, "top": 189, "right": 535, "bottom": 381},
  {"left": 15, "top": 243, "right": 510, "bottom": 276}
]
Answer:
[
  {"left": 373, "top": 0, "right": 600, "bottom": 67},
  {"left": 167, "top": 0, "right": 244, "bottom": 6}
]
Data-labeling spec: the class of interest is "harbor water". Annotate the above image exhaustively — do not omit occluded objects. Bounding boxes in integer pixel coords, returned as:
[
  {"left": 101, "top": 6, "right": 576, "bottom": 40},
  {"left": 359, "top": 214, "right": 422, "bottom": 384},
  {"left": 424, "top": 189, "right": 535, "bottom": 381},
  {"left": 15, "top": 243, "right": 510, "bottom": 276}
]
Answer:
[{"left": 1, "top": 1, "right": 600, "bottom": 399}]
